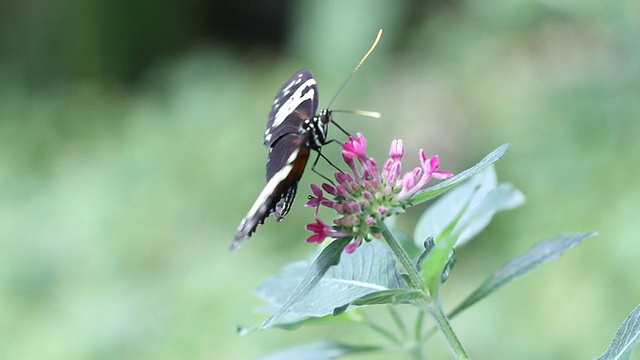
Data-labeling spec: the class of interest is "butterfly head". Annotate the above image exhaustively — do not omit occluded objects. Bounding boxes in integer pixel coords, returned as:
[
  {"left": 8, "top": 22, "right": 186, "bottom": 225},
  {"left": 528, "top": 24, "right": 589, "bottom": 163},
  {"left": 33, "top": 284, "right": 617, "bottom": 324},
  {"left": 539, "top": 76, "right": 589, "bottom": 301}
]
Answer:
[{"left": 305, "top": 108, "right": 332, "bottom": 151}]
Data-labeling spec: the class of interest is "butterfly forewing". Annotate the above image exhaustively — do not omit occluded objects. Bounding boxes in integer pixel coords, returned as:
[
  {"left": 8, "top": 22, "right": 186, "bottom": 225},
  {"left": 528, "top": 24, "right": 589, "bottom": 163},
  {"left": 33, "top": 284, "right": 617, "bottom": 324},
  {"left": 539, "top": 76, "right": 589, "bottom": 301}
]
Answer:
[{"left": 264, "top": 70, "right": 319, "bottom": 147}]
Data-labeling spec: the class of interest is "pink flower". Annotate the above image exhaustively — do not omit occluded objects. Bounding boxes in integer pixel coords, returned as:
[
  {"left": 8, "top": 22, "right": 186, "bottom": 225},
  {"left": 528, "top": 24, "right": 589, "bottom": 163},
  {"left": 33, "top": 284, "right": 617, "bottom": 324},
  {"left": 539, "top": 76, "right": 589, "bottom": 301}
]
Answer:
[
  {"left": 305, "top": 184, "right": 335, "bottom": 216},
  {"left": 345, "top": 237, "right": 363, "bottom": 253},
  {"left": 389, "top": 139, "right": 404, "bottom": 161},
  {"left": 306, "top": 218, "right": 347, "bottom": 243},
  {"left": 428, "top": 155, "right": 454, "bottom": 179},
  {"left": 341, "top": 133, "right": 368, "bottom": 161},
  {"left": 304, "top": 134, "right": 452, "bottom": 253}
]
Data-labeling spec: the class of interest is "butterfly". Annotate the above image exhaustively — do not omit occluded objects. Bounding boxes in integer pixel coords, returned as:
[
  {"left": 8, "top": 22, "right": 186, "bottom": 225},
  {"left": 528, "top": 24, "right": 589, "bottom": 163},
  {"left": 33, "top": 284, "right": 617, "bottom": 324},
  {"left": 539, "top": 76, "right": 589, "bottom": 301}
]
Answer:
[
  {"left": 231, "top": 30, "right": 383, "bottom": 250},
  {"left": 231, "top": 70, "right": 332, "bottom": 250}
]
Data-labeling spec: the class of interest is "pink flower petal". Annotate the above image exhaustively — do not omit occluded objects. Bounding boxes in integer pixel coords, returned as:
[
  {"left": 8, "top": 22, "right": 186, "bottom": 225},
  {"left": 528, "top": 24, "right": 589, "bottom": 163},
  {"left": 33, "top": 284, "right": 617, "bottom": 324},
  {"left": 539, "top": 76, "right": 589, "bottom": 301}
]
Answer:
[
  {"left": 310, "top": 184, "right": 323, "bottom": 197},
  {"left": 345, "top": 237, "right": 363, "bottom": 253},
  {"left": 389, "top": 139, "right": 404, "bottom": 160}
]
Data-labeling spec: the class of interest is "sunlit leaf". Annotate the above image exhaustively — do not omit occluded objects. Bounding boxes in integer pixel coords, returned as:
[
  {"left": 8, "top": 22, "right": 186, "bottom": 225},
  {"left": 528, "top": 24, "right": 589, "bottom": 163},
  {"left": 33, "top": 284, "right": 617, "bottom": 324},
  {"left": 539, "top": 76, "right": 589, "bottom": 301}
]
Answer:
[
  {"left": 415, "top": 167, "right": 525, "bottom": 248},
  {"left": 258, "top": 240, "right": 406, "bottom": 328},
  {"left": 449, "top": 232, "right": 597, "bottom": 318},
  {"left": 454, "top": 182, "right": 524, "bottom": 246},
  {"left": 409, "top": 144, "right": 510, "bottom": 205},
  {"left": 333, "top": 289, "right": 424, "bottom": 315},
  {"left": 260, "top": 238, "right": 349, "bottom": 329},
  {"left": 595, "top": 305, "right": 640, "bottom": 360}
]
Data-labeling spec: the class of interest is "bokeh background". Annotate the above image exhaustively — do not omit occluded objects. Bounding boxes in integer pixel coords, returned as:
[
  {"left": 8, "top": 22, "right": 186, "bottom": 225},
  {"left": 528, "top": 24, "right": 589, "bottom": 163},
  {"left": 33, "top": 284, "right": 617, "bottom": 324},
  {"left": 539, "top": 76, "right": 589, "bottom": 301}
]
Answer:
[{"left": 1, "top": 0, "right": 639, "bottom": 359}]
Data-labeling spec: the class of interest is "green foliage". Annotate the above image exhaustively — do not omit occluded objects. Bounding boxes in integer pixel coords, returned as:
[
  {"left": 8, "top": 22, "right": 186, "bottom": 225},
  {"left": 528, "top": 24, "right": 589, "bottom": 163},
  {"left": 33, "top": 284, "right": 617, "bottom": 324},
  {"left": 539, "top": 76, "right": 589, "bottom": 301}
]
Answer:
[
  {"left": 596, "top": 305, "right": 640, "bottom": 360},
  {"left": 449, "top": 232, "right": 596, "bottom": 318},
  {"left": 254, "top": 145, "right": 596, "bottom": 359},
  {"left": 258, "top": 239, "right": 406, "bottom": 328},
  {"left": 1, "top": 0, "right": 638, "bottom": 358},
  {"left": 409, "top": 144, "right": 511, "bottom": 206},
  {"left": 414, "top": 166, "right": 525, "bottom": 248}
]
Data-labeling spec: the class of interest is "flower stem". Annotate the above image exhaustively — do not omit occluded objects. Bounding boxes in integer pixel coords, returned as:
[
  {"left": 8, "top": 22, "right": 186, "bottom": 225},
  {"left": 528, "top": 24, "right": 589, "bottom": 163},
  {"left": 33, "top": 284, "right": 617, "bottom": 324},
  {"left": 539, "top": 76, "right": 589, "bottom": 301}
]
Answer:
[
  {"left": 380, "top": 223, "right": 467, "bottom": 358},
  {"left": 417, "top": 297, "right": 468, "bottom": 360},
  {"left": 388, "top": 307, "right": 407, "bottom": 337},
  {"left": 363, "top": 315, "right": 402, "bottom": 345},
  {"left": 380, "top": 222, "right": 424, "bottom": 290},
  {"left": 414, "top": 309, "right": 425, "bottom": 341}
]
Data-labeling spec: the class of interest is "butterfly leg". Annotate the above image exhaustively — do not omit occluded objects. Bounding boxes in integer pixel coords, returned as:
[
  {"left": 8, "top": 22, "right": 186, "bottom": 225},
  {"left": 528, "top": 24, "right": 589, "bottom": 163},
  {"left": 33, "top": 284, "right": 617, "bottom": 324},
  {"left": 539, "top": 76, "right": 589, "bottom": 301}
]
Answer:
[
  {"left": 330, "top": 119, "right": 352, "bottom": 138},
  {"left": 310, "top": 151, "right": 344, "bottom": 184}
]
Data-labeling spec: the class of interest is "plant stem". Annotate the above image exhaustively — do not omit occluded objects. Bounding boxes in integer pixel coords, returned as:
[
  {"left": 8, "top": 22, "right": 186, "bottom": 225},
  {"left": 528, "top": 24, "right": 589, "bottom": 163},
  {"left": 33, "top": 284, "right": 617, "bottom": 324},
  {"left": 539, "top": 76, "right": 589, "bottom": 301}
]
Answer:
[
  {"left": 408, "top": 343, "right": 424, "bottom": 360},
  {"left": 380, "top": 223, "right": 467, "bottom": 358},
  {"left": 388, "top": 307, "right": 407, "bottom": 337},
  {"left": 417, "top": 297, "right": 468, "bottom": 360},
  {"left": 380, "top": 222, "right": 424, "bottom": 290},
  {"left": 414, "top": 309, "right": 425, "bottom": 341},
  {"left": 363, "top": 315, "right": 402, "bottom": 345}
]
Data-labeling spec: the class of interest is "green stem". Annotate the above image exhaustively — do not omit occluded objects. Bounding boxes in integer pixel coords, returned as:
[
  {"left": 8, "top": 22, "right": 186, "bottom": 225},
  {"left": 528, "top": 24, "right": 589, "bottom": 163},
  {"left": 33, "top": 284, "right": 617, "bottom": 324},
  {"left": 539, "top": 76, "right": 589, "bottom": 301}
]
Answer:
[
  {"left": 388, "top": 307, "right": 407, "bottom": 337},
  {"left": 414, "top": 309, "right": 425, "bottom": 341},
  {"left": 417, "top": 297, "right": 468, "bottom": 360},
  {"left": 380, "top": 222, "right": 424, "bottom": 290},
  {"left": 408, "top": 344, "right": 424, "bottom": 360},
  {"left": 363, "top": 314, "right": 402, "bottom": 345},
  {"left": 380, "top": 222, "right": 467, "bottom": 359}
]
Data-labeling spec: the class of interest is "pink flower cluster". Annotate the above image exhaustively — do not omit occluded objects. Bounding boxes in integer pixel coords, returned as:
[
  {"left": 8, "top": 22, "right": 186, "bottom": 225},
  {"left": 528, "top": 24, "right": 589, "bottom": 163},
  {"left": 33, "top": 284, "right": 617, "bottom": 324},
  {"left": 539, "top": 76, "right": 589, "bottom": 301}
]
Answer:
[{"left": 305, "top": 133, "right": 452, "bottom": 253}]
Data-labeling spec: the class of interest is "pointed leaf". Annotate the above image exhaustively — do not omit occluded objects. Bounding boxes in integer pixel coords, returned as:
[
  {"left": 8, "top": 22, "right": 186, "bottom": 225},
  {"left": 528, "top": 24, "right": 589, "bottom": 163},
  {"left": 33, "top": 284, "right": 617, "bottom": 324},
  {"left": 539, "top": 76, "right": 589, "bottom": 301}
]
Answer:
[
  {"left": 415, "top": 167, "right": 525, "bottom": 248},
  {"left": 333, "top": 289, "right": 425, "bottom": 315},
  {"left": 415, "top": 167, "right": 497, "bottom": 245},
  {"left": 260, "top": 237, "right": 350, "bottom": 329},
  {"left": 449, "top": 232, "right": 597, "bottom": 318},
  {"left": 595, "top": 305, "right": 640, "bottom": 360},
  {"left": 453, "top": 182, "right": 524, "bottom": 246},
  {"left": 409, "top": 144, "right": 510, "bottom": 205},
  {"left": 421, "top": 230, "right": 458, "bottom": 297},
  {"left": 259, "top": 339, "right": 382, "bottom": 360},
  {"left": 258, "top": 240, "right": 406, "bottom": 328}
]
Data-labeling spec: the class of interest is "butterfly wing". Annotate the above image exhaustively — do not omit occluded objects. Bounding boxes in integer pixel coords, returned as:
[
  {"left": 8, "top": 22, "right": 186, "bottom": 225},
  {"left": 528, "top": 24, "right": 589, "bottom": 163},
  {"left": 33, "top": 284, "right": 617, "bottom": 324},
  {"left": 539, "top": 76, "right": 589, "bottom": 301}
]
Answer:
[
  {"left": 232, "top": 134, "right": 311, "bottom": 250},
  {"left": 267, "top": 134, "right": 311, "bottom": 220},
  {"left": 264, "top": 69, "right": 319, "bottom": 147},
  {"left": 232, "top": 70, "right": 319, "bottom": 250}
]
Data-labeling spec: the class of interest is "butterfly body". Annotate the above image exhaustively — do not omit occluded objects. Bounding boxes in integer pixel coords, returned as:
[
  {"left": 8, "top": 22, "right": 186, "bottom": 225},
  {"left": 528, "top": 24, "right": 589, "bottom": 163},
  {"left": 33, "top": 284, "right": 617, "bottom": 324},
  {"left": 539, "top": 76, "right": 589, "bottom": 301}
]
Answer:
[{"left": 232, "top": 70, "right": 331, "bottom": 250}]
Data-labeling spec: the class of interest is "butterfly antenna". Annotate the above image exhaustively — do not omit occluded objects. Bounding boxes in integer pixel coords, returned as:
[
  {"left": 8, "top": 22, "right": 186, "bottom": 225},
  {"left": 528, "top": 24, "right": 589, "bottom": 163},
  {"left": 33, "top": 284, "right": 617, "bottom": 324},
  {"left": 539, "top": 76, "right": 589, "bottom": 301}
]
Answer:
[
  {"left": 332, "top": 109, "right": 381, "bottom": 119},
  {"left": 326, "top": 29, "right": 383, "bottom": 109}
]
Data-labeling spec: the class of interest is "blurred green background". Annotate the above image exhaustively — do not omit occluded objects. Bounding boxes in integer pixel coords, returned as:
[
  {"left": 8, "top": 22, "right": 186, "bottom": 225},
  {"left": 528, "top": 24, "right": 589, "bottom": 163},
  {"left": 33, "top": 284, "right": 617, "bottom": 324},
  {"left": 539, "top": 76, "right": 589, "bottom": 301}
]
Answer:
[{"left": 1, "top": 0, "right": 639, "bottom": 359}]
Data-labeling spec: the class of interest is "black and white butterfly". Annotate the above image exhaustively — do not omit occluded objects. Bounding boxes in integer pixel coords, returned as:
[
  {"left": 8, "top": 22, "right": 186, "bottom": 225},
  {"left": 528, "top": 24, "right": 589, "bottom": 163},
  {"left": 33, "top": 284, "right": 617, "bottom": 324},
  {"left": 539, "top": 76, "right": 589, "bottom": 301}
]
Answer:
[
  {"left": 230, "top": 30, "right": 383, "bottom": 250},
  {"left": 231, "top": 70, "right": 334, "bottom": 250}
]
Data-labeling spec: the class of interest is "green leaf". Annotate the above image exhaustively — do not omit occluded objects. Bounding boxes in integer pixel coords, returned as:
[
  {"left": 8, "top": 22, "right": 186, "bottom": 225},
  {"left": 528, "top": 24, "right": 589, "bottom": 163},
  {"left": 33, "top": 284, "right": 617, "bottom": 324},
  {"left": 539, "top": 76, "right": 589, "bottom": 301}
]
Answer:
[
  {"left": 260, "top": 238, "right": 350, "bottom": 329},
  {"left": 352, "top": 289, "right": 424, "bottom": 306},
  {"left": 333, "top": 289, "right": 425, "bottom": 315},
  {"left": 258, "top": 240, "right": 406, "bottom": 328},
  {"left": 259, "top": 339, "right": 382, "bottom": 360},
  {"left": 449, "top": 232, "right": 597, "bottom": 318},
  {"left": 409, "top": 143, "right": 510, "bottom": 205},
  {"left": 390, "top": 228, "right": 421, "bottom": 259},
  {"left": 421, "top": 229, "right": 458, "bottom": 297},
  {"left": 454, "top": 182, "right": 524, "bottom": 246},
  {"left": 415, "top": 166, "right": 525, "bottom": 248},
  {"left": 595, "top": 305, "right": 640, "bottom": 360}
]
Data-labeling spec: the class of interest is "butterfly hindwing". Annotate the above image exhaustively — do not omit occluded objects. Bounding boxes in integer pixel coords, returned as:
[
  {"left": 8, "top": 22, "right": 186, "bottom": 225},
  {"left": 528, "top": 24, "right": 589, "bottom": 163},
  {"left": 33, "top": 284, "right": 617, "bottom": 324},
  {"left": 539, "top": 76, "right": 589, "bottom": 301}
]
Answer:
[
  {"left": 232, "top": 146, "right": 304, "bottom": 250},
  {"left": 267, "top": 133, "right": 311, "bottom": 219}
]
